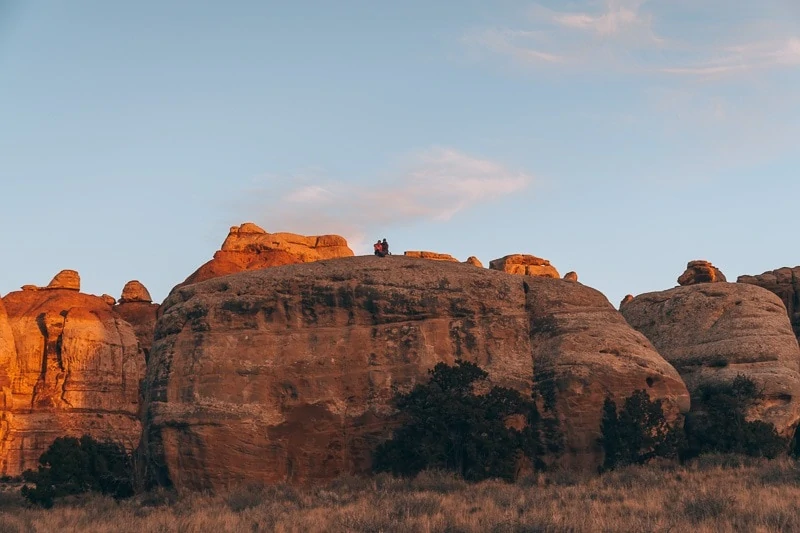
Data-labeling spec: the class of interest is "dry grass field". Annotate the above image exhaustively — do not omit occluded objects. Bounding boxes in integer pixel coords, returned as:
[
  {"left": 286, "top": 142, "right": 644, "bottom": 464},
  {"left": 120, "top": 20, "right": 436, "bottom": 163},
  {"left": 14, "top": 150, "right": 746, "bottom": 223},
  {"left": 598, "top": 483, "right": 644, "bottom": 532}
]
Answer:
[{"left": 2, "top": 455, "right": 800, "bottom": 533}]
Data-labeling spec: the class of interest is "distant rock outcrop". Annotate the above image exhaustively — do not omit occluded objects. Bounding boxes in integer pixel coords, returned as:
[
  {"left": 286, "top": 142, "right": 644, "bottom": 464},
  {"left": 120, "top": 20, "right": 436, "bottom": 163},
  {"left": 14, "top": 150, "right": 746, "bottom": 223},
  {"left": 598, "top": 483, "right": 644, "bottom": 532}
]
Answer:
[
  {"left": 0, "top": 275, "right": 145, "bottom": 476},
  {"left": 180, "top": 223, "right": 354, "bottom": 287},
  {"left": 621, "top": 283, "right": 800, "bottom": 438},
  {"left": 403, "top": 251, "right": 458, "bottom": 262},
  {"left": 465, "top": 256, "right": 483, "bottom": 268},
  {"left": 45, "top": 269, "right": 81, "bottom": 291},
  {"left": 563, "top": 271, "right": 578, "bottom": 282},
  {"left": 738, "top": 267, "right": 800, "bottom": 341},
  {"left": 142, "top": 256, "right": 686, "bottom": 490},
  {"left": 119, "top": 280, "right": 153, "bottom": 304},
  {"left": 114, "top": 281, "right": 160, "bottom": 363},
  {"left": 489, "top": 255, "right": 560, "bottom": 279},
  {"left": 677, "top": 260, "right": 726, "bottom": 286}
]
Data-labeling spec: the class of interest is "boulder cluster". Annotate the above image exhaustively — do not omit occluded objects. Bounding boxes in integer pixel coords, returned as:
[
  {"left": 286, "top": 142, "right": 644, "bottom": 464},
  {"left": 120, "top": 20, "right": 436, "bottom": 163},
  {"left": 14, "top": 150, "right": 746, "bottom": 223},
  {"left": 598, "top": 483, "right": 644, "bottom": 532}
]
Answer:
[
  {"left": 3, "top": 224, "right": 800, "bottom": 493},
  {"left": 677, "top": 260, "right": 726, "bottom": 286}
]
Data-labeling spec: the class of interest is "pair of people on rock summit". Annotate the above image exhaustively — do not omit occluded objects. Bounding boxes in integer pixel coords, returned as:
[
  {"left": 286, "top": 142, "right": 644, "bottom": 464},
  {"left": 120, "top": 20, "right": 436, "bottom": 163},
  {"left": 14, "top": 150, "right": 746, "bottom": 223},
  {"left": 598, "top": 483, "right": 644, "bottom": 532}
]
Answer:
[{"left": 374, "top": 238, "right": 389, "bottom": 257}]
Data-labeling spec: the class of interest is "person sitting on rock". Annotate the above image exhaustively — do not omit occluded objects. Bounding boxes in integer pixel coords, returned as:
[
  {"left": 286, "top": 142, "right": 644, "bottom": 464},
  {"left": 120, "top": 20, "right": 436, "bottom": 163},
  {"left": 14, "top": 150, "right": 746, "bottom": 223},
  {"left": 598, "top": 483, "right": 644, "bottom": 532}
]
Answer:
[
  {"left": 374, "top": 240, "right": 386, "bottom": 257},
  {"left": 381, "top": 238, "right": 390, "bottom": 256}
]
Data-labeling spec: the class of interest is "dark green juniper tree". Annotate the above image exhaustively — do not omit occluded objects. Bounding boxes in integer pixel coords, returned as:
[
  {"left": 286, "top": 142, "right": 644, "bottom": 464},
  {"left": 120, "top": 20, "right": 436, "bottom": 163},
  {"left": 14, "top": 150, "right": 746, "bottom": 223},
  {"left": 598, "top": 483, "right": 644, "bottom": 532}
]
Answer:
[
  {"left": 21, "top": 435, "right": 134, "bottom": 507},
  {"left": 684, "top": 375, "right": 786, "bottom": 459},
  {"left": 600, "top": 389, "right": 685, "bottom": 470},
  {"left": 373, "top": 360, "right": 561, "bottom": 481}
]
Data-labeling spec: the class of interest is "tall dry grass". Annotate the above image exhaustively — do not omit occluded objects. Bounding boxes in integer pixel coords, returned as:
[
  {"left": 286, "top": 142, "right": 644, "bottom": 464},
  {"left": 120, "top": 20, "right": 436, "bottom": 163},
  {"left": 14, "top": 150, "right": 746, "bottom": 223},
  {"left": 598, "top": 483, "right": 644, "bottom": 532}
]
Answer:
[{"left": 2, "top": 455, "right": 800, "bottom": 532}]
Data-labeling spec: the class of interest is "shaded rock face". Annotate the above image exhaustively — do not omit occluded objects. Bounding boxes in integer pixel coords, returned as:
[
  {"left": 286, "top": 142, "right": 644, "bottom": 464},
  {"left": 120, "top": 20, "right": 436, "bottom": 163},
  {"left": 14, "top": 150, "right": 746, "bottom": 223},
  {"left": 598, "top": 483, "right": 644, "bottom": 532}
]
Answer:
[
  {"left": 143, "top": 256, "right": 686, "bottom": 490},
  {"left": 526, "top": 277, "right": 689, "bottom": 469},
  {"left": 0, "top": 289, "right": 145, "bottom": 476},
  {"left": 403, "top": 251, "right": 458, "bottom": 262},
  {"left": 115, "top": 281, "right": 160, "bottom": 363},
  {"left": 738, "top": 267, "right": 800, "bottom": 341},
  {"left": 621, "top": 283, "right": 800, "bottom": 438},
  {"left": 181, "top": 223, "right": 354, "bottom": 287},
  {"left": 677, "top": 260, "right": 726, "bottom": 286},
  {"left": 563, "top": 272, "right": 578, "bottom": 282},
  {"left": 490, "top": 255, "right": 560, "bottom": 279}
]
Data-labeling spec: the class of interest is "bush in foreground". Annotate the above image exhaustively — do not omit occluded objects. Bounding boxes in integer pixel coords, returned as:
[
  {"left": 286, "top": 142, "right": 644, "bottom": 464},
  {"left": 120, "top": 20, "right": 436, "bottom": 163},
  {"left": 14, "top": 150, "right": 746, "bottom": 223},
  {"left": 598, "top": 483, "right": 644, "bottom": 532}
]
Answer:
[
  {"left": 684, "top": 375, "right": 786, "bottom": 459},
  {"left": 600, "top": 389, "right": 684, "bottom": 470},
  {"left": 373, "top": 360, "right": 561, "bottom": 481},
  {"left": 21, "top": 435, "right": 133, "bottom": 507}
]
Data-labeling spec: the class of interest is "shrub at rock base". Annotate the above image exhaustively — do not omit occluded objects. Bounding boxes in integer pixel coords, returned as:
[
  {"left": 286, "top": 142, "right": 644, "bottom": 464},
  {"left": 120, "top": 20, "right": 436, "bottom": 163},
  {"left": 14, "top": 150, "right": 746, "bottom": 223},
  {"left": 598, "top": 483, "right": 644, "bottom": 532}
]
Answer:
[
  {"left": 373, "top": 361, "right": 561, "bottom": 482},
  {"left": 685, "top": 375, "right": 787, "bottom": 459},
  {"left": 600, "top": 390, "right": 685, "bottom": 470},
  {"left": 21, "top": 436, "right": 133, "bottom": 508}
]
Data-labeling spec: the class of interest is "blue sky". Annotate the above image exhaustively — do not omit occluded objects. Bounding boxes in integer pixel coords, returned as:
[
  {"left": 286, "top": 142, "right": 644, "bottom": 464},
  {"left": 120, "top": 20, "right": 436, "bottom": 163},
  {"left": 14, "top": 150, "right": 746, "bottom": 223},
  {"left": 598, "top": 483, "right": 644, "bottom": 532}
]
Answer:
[{"left": 1, "top": 1, "right": 799, "bottom": 306}]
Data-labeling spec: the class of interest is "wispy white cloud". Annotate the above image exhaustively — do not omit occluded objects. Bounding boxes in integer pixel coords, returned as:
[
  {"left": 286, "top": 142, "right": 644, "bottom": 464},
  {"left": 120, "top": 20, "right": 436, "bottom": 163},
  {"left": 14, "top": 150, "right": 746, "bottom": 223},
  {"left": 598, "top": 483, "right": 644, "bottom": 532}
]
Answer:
[
  {"left": 245, "top": 148, "right": 532, "bottom": 253},
  {"left": 551, "top": 0, "right": 658, "bottom": 41},
  {"left": 659, "top": 38, "right": 800, "bottom": 76},
  {"left": 468, "top": 1, "right": 800, "bottom": 78},
  {"left": 465, "top": 28, "right": 564, "bottom": 65}
]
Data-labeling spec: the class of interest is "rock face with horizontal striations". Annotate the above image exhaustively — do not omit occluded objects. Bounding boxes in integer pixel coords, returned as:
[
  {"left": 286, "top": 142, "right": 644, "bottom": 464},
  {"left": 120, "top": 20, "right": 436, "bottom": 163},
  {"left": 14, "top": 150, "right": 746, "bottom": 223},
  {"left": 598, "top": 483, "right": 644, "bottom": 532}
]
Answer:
[
  {"left": 143, "top": 256, "right": 687, "bottom": 490},
  {"left": 180, "top": 223, "right": 354, "bottom": 287},
  {"left": 114, "top": 281, "right": 160, "bottom": 364},
  {"left": 620, "top": 283, "right": 800, "bottom": 438},
  {"left": 490, "top": 255, "right": 560, "bottom": 279},
  {"left": 677, "top": 260, "right": 726, "bottom": 286},
  {"left": 738, "top": 267, "right": 800, "bottom": 341},
  {"left": 0, "top": 281, "right": 145, "bottom": 476},
  {"left": 526, "top": 276, "right": 689, "bottom": 469},
  {"left": 403, "top": 251, "right": 459, "bottom": 262}
]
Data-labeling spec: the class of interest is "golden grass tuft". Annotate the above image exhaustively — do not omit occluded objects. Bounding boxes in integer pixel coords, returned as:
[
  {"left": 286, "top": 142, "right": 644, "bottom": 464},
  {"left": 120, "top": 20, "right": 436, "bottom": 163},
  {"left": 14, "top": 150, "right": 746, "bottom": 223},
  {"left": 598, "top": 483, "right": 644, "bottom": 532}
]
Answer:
[{"left": 3, "top": 456, "right": 800, "bottom": 532}]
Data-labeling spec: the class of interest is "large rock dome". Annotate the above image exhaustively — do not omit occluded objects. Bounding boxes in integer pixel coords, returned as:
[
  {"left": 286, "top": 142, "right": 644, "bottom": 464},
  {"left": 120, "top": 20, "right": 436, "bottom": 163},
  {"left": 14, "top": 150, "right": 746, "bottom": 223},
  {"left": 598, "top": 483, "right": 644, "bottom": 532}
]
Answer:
[
  {"left": 621, "top": 283, "right": 800, "bottom": 438},
  {"left": 143, "top": 256, "right": 687, "bottom": 490}
]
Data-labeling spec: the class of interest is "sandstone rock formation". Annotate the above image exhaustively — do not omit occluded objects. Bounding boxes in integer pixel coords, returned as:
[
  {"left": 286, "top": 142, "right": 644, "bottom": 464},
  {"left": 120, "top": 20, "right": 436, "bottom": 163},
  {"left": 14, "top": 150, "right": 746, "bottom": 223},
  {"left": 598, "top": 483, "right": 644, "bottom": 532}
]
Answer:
[
  {"left": 738, "top": 267, "right": 800, "bottom": 341},
  {"left": 403, "top": 251, "right": 458, "bottom": 262},
  {"left": 677, "top": 260, "right": 726, "bottom": 286},
  {"left": 563, "top": 272, "right": 578, "bottom": 282},
  {"left": 114, "top": 281, "right": 160, "bottom": 363},
  {"left": 143, "top": 256, "right": 686, "bottom": 490},
  {"left": 489, "top": 255, "right": 560, "bottom": 279},
  {"left": 120, "top": 280, "right": 153, "bottom": 304},
  {"left": 620, "top": 294, "right": 634, "bottom": 307},
  {"left": 45, "top": 269, "right": 80, "bottom": 291},
  {"left": 181, "top": 223, "right": 354, "bottom": 286},
  {"left": 465, "top": 256, "right": 483, "bottom": 268},
  {"left": 0, "top": 298, "right": 16, "bottom": 392},
  {"left": 101, "top": 294, "right": 116, "bottom": 306},
  {"left": 526, "top": 276, "right": 689, "bottom": 469},
  {"left": 621, "top": 283, "right": 800, "bottom": 438},
  {"left": 0, "top": 279, "right": 145, "bottom": 476}
]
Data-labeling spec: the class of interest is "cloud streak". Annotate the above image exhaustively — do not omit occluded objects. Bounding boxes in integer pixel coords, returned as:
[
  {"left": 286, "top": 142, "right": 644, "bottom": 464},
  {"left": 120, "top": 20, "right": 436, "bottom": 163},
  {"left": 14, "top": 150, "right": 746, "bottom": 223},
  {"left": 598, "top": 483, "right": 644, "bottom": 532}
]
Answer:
[
  {"left": 246, "top": 148, "right": 532, "bottom": 253},
  {"left": 468, "top": 1, "right": 800, "bottom": 77},
  {"left": 659, "top": 38, "right": 800, "bottom": 76}
]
